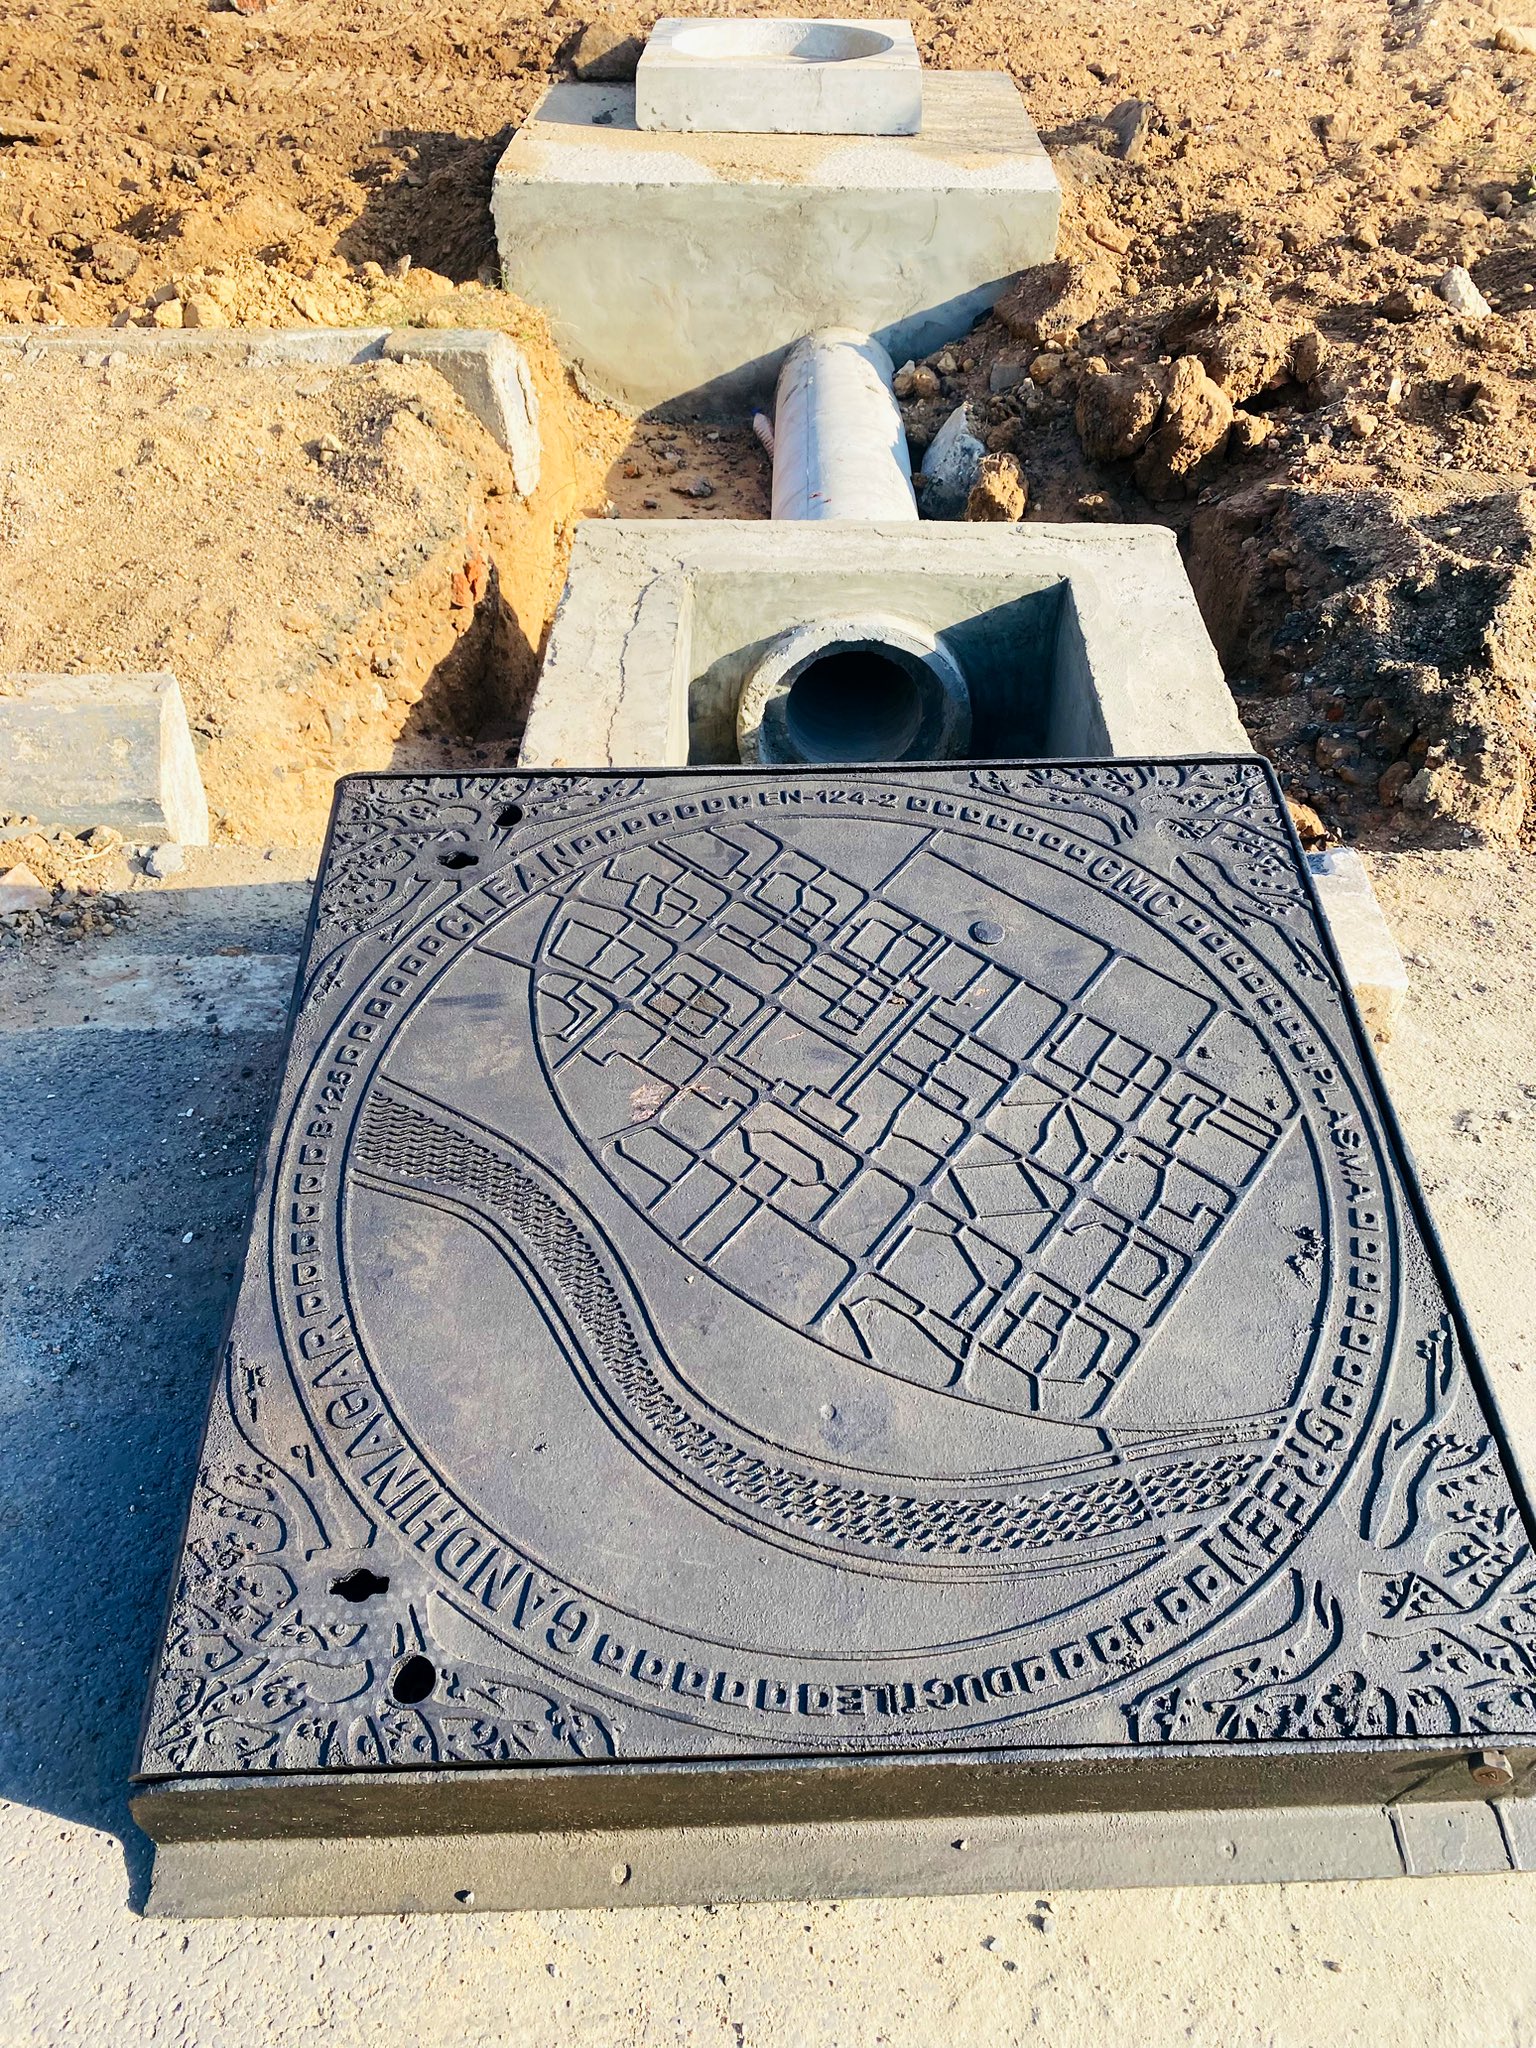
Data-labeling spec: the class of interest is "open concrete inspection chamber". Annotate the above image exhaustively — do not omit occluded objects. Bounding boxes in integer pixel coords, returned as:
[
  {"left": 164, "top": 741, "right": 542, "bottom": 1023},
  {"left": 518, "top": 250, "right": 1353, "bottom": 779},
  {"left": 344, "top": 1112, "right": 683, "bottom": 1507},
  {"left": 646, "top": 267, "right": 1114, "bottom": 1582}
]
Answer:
[{"left": 518, "top": 519, "right": 1246, "bottom": 771}]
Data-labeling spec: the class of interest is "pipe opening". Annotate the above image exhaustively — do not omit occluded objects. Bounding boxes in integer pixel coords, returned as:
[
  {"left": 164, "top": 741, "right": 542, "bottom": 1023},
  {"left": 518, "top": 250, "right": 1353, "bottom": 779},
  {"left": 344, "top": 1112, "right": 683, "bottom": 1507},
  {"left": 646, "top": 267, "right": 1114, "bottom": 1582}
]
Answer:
[
  {"left": 736, "top": 614, "right": 972, "bottom": 768},
  {"left": 784, "top": 648, "right": 924, "bottom": 764}
]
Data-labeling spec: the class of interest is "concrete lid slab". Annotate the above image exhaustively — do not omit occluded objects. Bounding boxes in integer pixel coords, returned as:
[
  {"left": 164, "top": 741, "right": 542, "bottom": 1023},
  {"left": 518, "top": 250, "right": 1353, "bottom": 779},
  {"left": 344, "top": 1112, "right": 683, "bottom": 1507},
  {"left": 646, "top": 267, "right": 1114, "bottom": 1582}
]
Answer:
[
  {"left": 497, "top": 72, "right": 1057, "bottom": 193},
  {"left": 636, "top": 18, "right": 922, "bottom": 136}
]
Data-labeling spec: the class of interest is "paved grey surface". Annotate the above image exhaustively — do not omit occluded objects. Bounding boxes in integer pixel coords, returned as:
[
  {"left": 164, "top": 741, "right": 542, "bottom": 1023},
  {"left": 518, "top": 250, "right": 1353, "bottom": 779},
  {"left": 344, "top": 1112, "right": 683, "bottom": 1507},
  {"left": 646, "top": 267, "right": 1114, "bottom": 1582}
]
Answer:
[{"left": 3, "top": 845, "right": 1536, "bottom": 2046}]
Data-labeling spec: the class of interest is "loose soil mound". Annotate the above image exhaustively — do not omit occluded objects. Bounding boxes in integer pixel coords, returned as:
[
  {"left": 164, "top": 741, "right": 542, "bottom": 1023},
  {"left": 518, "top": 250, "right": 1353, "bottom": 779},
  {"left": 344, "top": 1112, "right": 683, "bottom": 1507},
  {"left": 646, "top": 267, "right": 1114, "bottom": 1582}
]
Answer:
[
  {"left": 0, "top": 345, "right": 624, "bottom": 841},
  {"left": 1, "top": 0, "right": 1535, "bottom": 841}
]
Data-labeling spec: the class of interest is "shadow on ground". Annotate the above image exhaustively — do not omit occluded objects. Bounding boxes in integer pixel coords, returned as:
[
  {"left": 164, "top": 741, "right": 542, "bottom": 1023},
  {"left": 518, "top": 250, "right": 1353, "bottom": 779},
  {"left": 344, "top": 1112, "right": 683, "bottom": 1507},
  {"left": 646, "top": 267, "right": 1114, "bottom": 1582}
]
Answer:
[
  {"left": 0, "top": 891, "right": 301, "bottom": 1909},
  {"left": 335, "top": 126, "right": 514, "bottom": 281}
]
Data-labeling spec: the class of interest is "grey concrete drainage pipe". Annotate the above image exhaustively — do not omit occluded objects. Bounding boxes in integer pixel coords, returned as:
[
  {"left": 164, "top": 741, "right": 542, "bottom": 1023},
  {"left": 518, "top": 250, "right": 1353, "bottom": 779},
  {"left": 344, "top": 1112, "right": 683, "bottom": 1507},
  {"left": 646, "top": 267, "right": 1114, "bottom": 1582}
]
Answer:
[
  {"left": 748, "top": 332, "right": 969, "bottom": 766},
  {"left": 770, "top": 329, "right": 919, "bottom": 522},
  {"left": 736, "top": 613, "right": 972, "bottom": 767}
]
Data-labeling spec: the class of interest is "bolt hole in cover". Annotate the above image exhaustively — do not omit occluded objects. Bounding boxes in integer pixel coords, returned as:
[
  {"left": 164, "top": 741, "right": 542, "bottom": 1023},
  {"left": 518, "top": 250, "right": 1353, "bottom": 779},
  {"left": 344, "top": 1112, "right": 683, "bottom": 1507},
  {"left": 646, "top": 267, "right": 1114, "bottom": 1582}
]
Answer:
[
  {"left": 330, "top": 1567, "right": 390, "bottom": 1601},
  {"left": 439, "top": 850, "right": 480, "bottom": 871},
  {"left": 737, "top": 614, "right": 971, "bottom": 767},
  {"left": 390, "top": 1654, "right": 436, "bottom": 1705}
]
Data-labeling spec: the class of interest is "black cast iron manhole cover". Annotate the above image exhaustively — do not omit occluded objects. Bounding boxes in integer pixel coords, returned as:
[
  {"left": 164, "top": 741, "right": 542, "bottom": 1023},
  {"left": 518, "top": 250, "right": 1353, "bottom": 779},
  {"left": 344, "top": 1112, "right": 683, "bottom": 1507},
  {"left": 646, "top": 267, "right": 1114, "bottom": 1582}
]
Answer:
[{"left": 136, "top": 761, "right": 1536, "bottom": 1833}]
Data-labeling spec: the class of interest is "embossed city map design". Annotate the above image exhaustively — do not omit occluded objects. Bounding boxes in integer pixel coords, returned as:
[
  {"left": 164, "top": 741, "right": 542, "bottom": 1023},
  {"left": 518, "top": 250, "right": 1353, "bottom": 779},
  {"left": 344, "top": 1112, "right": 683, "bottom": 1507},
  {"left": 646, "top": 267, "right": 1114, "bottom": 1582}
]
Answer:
[{"left": 137, "top": 763, "right": 1536, "bottom": 1793}]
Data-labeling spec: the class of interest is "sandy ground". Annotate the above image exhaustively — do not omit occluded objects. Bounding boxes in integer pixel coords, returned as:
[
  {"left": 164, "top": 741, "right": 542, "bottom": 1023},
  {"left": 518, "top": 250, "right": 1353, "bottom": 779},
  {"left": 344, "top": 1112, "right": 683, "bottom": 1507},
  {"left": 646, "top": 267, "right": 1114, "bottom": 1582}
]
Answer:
[
  {"left": 0, "top": 845, "right": 1532, "bottom": 2048},
  {"left": 2, "top": 0, "right": 1535, "bottom": 849}
]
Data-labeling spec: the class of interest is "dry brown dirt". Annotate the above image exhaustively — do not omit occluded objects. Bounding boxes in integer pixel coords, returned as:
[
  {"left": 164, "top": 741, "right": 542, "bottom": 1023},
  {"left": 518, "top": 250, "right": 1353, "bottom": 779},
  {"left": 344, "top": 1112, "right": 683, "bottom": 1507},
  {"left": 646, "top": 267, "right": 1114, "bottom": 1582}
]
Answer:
[{"left": 0, "top": 0, "right": 1534, "bottom": 847}]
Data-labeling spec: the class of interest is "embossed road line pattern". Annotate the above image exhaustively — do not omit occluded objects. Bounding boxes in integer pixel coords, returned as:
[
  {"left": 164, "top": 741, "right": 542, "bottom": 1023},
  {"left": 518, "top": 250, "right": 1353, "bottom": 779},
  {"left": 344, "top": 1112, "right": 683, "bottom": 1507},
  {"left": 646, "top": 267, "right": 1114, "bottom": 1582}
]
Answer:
[
  {"left": 3, "top": 838, "right": 1536, "bottom": 2044},
  {"left": 0, "top": 951, "right": 299, "bottom": 1034}
]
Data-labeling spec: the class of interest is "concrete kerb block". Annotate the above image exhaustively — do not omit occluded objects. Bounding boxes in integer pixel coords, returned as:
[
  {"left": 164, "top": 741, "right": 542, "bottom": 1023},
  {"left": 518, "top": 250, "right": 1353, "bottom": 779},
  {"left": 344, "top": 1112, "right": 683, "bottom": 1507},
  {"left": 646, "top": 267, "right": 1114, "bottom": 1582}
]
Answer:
[
  {"left": 0, "top": 327, "right": 541, "bottom": 490},
  {"left": 1307, "top": 848, "right": 1409, "bottom": 1046},
  {"left": 381, "top": 330, "right": 540, "bottom": 497},
  {"left": 492, "top": 75, "right": 1061, "bottom": 414},
  {"left": 0, "top": 326, "right": 390, "bottom": 368},
  {"left": 0, "top": 672, "right": 210, "bottom": 845}
]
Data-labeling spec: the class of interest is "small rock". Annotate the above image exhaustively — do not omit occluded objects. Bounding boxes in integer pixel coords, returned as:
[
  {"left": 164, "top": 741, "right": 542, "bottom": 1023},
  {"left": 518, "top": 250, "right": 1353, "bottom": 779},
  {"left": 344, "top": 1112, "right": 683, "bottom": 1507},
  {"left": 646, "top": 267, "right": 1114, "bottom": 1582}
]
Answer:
[
  {"left": 996, "top": 259, "right": 1118, "bottom": 350},
  {"left": 892, "top": 362, "right": 918, "bottom": 399},
  {"left": 1439, "top": 265, "right": 1492, "bottom": 319},
  {"left": 1351, "top": 220, "right": 1381, "bottom": 251},
  {"left": 907, "top": 363, "right": 942, "bottom": 401},
  {"left": 1193, "top": 316, "right": 1293, "bottom": 403},
  {"left": 1103, "top": 97, "right": 1154, "bottom": 162},
  {"left": 1086, "top": 218, "right": 1133, "bottom": 255},
  {"left": 934, "top": 350, "right": 958, "bottom": 375},
  {"left": 181, "top": 294, "right": 227, "bottom": 330},
  {"left": 1286, "top": 797, "right": 1327, "bottom": 847},
  {"left": 144, "top": 844, "right": 185, "bottom": 878},
  {"left": 1342, "top": 405, "right": 1379, "bottom": 439},
  {"left": 1133, "top": 355, "right": 1232, "bottom": 501},
  {"left": 988, "top": 353, "right": 1030, "bottom": 395},
  {"left": 1315, "top": 731, "right": 1357, "bottom": 772},
  {"left": 150, "top": 298, "right": 184, "bottom": 330},
  {"left": 1229, "top": 408, "right": 1274, "bottom": 454},
  {"left": 0, "top": 864, "right": 51, "bottom": 914},
  {"left": 1494, "top": 21, "right": 1536, "bottom": 53},
  {"left": 89, "top": 234, "right": 140, "bottom": 285},
  {"left": 965, "top": 452, "right": 1029, "bottom": 522},
  {"left": 1378, "top": 759, "right": 1414, "bottom": 807},
  {"left": 570, "top": 15, "right": 645, "bottom": 82},
  {"left": 671, "top": 476, "right": 715, "bottom": 499},
  {"left": 1291, "top": 328, "right": 1328, "bottom": 384},
  {"left": 919, "top": 404, "right": 988, "bottom": 519},
  {"left": 1075, "top": 360, "right": 1166, "bottom": 462},
  {"left": 1379, "top": 285, "right": 1432, "bottom": 323},
  {"left": 1029, "top": 352, "right": 1065, "bottom": 387}
]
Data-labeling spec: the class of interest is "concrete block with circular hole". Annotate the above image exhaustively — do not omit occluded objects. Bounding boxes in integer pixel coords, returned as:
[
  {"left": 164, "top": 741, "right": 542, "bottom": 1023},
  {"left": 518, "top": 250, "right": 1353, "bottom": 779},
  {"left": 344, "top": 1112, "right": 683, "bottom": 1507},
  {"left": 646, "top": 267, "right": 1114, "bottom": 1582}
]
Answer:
[
  {"left": 635, "top": 18, "right": 923, "bottom": 136},
  {"left": 518, "top": 518, "right": 1247, "bottom": 774}
]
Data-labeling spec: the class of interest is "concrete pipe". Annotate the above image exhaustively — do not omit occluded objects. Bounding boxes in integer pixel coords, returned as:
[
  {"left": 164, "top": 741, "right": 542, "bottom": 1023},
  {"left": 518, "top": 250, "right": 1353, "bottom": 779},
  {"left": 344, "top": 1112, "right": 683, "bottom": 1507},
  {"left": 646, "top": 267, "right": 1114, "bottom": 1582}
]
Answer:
[
  {"left": 770, "top": 329, "right": 919, "bottom": 522},
  {"left": 736, "top": 613, "right": 971, "bottom": 767}
]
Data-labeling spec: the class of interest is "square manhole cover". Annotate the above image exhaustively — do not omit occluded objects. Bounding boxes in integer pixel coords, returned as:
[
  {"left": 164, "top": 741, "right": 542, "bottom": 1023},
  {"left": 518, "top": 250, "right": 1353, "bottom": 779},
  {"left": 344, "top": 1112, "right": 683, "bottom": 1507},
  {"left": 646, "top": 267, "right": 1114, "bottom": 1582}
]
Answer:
[{"left": 135, "top": 761, "right": 1536, "bottom": 1893}]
